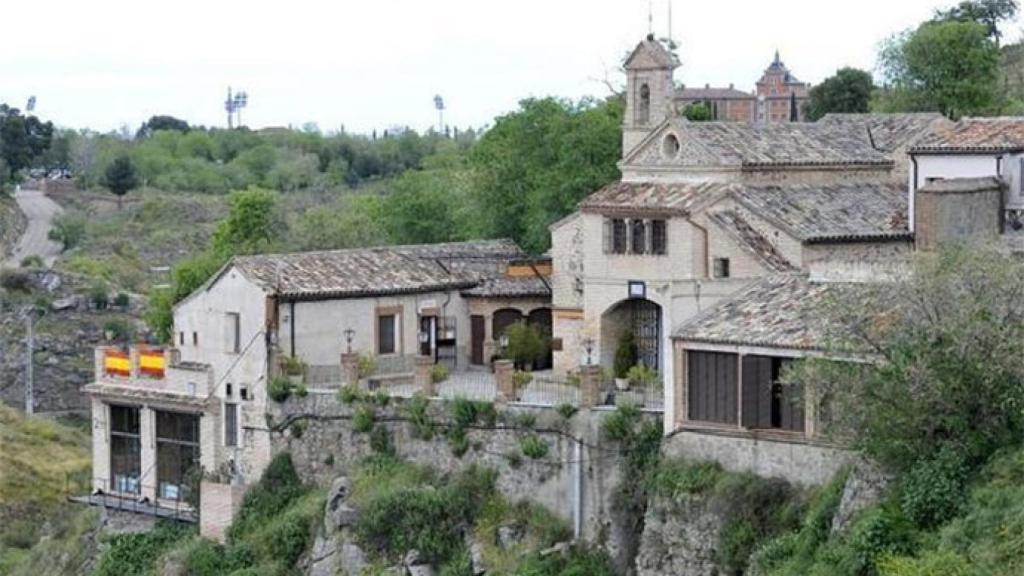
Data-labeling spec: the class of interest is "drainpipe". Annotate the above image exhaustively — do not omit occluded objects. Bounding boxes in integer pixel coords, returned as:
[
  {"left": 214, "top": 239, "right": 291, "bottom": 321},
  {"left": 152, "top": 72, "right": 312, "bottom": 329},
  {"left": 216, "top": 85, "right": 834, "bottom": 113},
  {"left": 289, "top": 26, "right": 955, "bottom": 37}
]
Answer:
[
  {"left": 289, "top": 300, "right": 296, "bottom": 357},
  {"left": 573, "top": 437, "right": 583, "bottom": 540},
  {"left": 910, "top": 155, "right": 919, "bottom": 233}
]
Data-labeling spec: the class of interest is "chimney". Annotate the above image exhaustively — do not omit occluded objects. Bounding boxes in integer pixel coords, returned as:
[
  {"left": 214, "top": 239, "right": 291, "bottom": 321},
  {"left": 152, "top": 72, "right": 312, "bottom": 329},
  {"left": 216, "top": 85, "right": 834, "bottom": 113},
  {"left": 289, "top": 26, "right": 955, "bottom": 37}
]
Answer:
[{"left": 914, "top": 177, "right": 1004, "bottom": 251}]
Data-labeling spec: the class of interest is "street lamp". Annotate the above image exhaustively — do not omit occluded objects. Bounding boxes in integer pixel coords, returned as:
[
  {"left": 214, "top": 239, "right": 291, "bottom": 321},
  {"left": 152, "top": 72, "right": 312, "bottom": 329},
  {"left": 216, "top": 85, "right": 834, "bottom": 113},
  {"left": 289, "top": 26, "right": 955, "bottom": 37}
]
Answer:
[
  {"left": 582, "top": 337, "right": 595, "bottom": 366},
  {"left": 343, "top": 328, "right": 355, "bottom": 354}
]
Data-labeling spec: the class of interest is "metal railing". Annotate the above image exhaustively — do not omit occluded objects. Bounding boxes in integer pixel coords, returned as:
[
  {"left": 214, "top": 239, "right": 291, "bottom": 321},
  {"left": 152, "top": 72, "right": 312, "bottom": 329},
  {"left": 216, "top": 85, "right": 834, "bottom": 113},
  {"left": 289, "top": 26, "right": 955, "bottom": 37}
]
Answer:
[{"left": 66, "top": 471, "right": 197, "bottom": 523}]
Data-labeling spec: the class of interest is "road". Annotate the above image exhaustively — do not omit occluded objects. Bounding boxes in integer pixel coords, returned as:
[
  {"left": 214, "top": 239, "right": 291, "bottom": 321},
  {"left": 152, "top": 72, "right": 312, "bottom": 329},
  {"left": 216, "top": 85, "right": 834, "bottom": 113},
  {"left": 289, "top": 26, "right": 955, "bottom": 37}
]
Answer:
[{"left": 5, "top": 186, "right": 63, "bottom": 268}]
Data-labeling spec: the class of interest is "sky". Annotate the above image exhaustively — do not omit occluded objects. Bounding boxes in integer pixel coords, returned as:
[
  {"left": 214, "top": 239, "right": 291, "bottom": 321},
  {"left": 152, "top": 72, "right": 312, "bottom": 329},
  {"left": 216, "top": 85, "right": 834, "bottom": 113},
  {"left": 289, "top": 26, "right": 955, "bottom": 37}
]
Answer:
[{"left": 1, "top": 0, "right": 1020, "bottom": 135}]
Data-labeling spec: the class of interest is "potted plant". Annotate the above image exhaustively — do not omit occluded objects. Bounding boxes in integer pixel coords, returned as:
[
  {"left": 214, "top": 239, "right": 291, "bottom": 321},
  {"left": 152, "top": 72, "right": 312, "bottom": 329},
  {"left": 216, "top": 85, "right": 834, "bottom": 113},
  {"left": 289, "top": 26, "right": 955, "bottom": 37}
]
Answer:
[
  {"left": 613, "top": 331, "right": 638, "bottom": 391},
  {"left": 626, "top": 363, "right": 659, "bottom": 389},
  {"left": 281, "top": 355, "right": 306, "bottom": 384}
]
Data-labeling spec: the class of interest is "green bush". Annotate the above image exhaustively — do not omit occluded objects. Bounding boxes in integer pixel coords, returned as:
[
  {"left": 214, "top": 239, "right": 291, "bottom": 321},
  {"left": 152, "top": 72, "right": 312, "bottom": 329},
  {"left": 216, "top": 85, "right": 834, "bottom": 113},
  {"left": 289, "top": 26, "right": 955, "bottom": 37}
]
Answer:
[
  {"left": 405, "top": 394, "right": 434, "bottom": 440},
  {"left": 556, "top": 403, "right": 578, "bottom": 421},
  {"left": 357, "top": 353, "right": 377, "bottom": 379},
  {"left": 48, "top": 211, "right": 87, "bottom": 251},
  {"left": 512, "top": 370, "right": 534, "bottom": 388},
  {"left": 878, "top": 550, "right": 973, "bottom": 576},
  {"left": 337, "top": 383, "right": 363, "bottom": 404},
  {"left": 519, "top": 434, "right": 549, "bottom": 460},
  {"left": 431, "top": 363, "right": 450, "bottom": 383},
  {"left": 451, "top": 397, "right": 479, "bottom": 428},
  {"left": 353, "top": 405, "right": 376, "bottom": 433},
  {"left": 447, "top": 427, "right": 470, "bottom": 457},
  {"left": 267, "top": 376, "right": 293, "bottom": 403},
  {"left": 514, "top": 544, "right": 615, "bottom": 576},
  {"left": 369, "top": 424, "right": 394, "bottom": 455},
  {"left": 19, "top": 255, "right": 43, "bottom": 268},
  {"left": 113, "top": 292, "right": 131, "bottom": 308},
  {"left": 102, "top": 318, "right": 136, "bottom": 343},
  {"left": 89, "top": 281, "right": 110, "bottom": 309},
  {"left": 0, "top": 269, "right": 32, "bottom": 292},
  {"left": 228, "top": 453, "right": 305, "bottom": 542},
  {"left": 613, "top": 331, "right": 638, "bottom": 379},
  {"left": 93, "top": 521, "right": 191, "bottom": 576},
  {"left": 504, "top": 321, "right": 549, "bottom": 369},
  {"left": 289, "top": 421, "right": 306, "bottom": 439},
  {"left": 650, "top": 459, "right": 723, "bottom": 501},
  {"left": 280, "top": 355, "right": 305, "bottom": 376},
  {"left": 900, "top": 447, "right": 969, "bottom": 528}
]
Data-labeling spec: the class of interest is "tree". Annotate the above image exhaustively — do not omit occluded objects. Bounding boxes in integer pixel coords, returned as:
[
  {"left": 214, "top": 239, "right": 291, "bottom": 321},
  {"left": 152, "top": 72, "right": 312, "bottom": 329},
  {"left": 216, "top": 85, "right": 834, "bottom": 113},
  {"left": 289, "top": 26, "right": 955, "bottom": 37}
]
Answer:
[
  {"left": 470, "top": 96, "right": 622, "bottom": 253},
  {"left": 876, "top": 20, "right": 1000, "bottom": 118},
  {"left": 803, "top": 67, "right": 875, "bottom": 121},
  {"left": 790, "top": 246, "right": 1024, "bottom": 475},
  {"left": 211, "top": 186, "right": 285, "bottom": 256},
  {"left": 136, "top": 115, "right": 190, "bottom": 138},
  {"left": 935, "top": 0, "right": 1019, "bottom": 44},
  {"left": 683, "top": 102, "right": 712, "bottom": 121},
  {"left": 0, "top": 104, "right": 53, "bottom": 179},
  {"left": 103, "top": 155, "right": 139, "bottom": 209}
]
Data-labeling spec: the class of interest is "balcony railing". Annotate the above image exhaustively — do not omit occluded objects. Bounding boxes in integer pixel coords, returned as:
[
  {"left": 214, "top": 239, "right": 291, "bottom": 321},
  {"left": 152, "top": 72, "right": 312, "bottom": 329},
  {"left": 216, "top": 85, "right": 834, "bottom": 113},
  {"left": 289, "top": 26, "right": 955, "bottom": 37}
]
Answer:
[{"left": 93, "top": 345, "right": 213, "bottom": 399}]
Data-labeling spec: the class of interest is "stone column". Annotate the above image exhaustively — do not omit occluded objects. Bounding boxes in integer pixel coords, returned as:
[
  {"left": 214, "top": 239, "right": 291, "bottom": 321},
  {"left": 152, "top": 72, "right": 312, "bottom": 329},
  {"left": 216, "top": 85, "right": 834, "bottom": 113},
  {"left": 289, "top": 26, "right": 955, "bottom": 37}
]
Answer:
[
  {"left": 140, "top": 407, "right": 157, "bottom": 501},
  {"left": 94, "top": 347, "right": 108, "bottom": 382},
  {"left": 340, "top": 353, "right": 360, "bottom": 387},
  {"left": 484, "top": 340, "right": 497, "bottom": 368},
  {"left": 495, "top": 360, "right": 515, "bottom": 403},
  {"left": 414, "top": 356, "right": 435, "bottom": 396},
  {"left": 579, "top": 364, "right": 604, "bottom": 408}
]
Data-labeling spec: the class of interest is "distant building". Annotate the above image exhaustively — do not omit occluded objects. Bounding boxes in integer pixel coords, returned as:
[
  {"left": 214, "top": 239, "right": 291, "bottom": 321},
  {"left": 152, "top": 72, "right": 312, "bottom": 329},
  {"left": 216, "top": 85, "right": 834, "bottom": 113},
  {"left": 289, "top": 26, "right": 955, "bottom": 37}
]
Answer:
[{"left": 675, "top": 50, "right": 810, "bottom": 124}]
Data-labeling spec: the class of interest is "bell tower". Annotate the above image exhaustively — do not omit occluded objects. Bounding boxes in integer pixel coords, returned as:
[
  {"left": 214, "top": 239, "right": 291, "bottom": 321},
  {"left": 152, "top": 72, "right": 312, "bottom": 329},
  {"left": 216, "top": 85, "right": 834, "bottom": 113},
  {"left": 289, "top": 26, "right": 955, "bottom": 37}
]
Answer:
[{"left": 623, "top": 34, "right": 678, "bottom": 156}]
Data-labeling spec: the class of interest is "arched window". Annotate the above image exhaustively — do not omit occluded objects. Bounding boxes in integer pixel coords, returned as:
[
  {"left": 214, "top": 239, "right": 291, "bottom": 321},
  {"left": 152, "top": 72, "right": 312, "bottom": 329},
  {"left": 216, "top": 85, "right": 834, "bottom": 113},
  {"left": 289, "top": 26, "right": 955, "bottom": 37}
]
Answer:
[{"left": 636, "top": 83, "right": 651, "bottom": 124}]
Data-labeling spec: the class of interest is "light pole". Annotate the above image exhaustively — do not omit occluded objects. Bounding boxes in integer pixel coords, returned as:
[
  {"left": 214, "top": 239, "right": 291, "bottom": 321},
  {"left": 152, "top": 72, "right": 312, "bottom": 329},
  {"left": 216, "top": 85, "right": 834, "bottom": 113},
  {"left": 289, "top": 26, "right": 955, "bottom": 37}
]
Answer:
[
  {"left": 344, "top": 328, "right": 355, "bottom": 354},
  {"left": 582, "top": 337, "right": 595, "bottom": 366}
]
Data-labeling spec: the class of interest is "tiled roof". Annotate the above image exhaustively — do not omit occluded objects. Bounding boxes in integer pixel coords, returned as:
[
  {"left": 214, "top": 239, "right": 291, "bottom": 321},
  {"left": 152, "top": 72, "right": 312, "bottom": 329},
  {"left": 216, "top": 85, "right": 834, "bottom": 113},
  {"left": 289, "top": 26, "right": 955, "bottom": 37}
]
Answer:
[
  {"left": 624, "top": 36, "right": 678, "bottom": 70},
  {"left": 677, "top": 87, "right": 753, "bottom": 100},
  {"left": 667, "top": 119, "right": 892, "bottom": 167},
  {"left": 918, "top": 176, "right": 1003, "bottom": 194},
  {"left": 673, "top": 275, "right": 835, "bottom": 350},
  {"left": 910, "top": 117, "right": 1024, "bottom": 153},
  {"left": 732, "top": 182, "right": 911, "bottom": 243},
  {"left": 232, "top": 240, "right": 523, "bottom": 299},
  {"left": 462, "top": 276, "right": 551, "bottom": 298},
  {"left": 579, "top": 181, "right": 730, "bottom": 215},
  {"left": 817, "top": 113, "right": 946, "bottom": 153},
  {"left": 706, "top": 210, "right": 795, "bottom": 272}
]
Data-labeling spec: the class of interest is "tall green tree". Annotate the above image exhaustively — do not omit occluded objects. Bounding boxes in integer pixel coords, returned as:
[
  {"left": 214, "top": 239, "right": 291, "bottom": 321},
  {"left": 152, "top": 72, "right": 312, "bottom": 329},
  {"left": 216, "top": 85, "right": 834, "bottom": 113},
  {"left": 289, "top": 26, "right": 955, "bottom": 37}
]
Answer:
[
  {"left": 470, "top": 96, "right": 622, "bottom": 253},
  {"left": 0, "top": 104, "right": 53, "bottom": 180},
  {"left": 803, "top": 67, "right": 875, "bottom": 120},
  {"left": 935, "top": 0, "right": 1019, "bottom": 44},
  {"left": 104, "top": 155, "right": 139, "bottom": 210},
  {"left": 211, "top": 186, "right": 286, "bottom": 256},
  {"left": 682, "top": 102, "right": 712, "bottom": 121},
  {"left": 876, "top": 20, "right": 1000, "bottom": 118}
]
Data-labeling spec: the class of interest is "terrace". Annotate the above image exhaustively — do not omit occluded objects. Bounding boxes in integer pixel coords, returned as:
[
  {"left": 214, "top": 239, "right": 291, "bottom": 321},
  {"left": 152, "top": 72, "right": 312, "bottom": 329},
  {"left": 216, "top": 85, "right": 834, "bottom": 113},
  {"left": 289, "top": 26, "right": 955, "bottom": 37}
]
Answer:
[{"left": 87, "top": 345, "right": 213, "bottom": 405}]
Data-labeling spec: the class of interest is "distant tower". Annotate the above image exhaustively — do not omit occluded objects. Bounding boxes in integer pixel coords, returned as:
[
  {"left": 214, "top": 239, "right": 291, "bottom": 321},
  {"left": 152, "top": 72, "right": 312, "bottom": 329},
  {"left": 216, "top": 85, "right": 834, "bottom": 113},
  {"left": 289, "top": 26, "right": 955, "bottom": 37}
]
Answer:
[
  {"left": 622, "top": 34, "right": 678, "bottom": 156},
  {"left": 434, "top": 95, "right": 445, "bottom": 135}
]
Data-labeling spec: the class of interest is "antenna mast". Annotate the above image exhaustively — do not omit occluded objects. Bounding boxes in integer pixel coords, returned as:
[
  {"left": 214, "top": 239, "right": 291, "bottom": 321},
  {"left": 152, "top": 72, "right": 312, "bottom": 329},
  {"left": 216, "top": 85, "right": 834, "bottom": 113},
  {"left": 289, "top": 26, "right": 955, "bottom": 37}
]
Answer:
[
  {"left": 648, "top": 0, "right": 653, "bottom": 35},
  {"left": 667, "top": 0, "right": 673, "bottom": 42}
]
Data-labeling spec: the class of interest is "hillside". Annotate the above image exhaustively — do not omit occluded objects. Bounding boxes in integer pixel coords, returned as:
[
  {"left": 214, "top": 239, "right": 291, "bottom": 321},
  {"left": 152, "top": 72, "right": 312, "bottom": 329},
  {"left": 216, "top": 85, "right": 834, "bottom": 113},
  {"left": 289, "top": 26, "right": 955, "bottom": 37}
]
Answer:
[{"left": 0, "top": 193, "right": 27, "bottom": 260}]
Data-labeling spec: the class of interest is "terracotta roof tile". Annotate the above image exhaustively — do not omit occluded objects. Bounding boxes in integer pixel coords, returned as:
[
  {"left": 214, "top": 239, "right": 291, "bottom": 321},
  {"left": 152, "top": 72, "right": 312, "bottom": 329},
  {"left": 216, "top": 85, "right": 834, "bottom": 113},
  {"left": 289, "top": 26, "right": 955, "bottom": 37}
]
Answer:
[
  {"left": 817, "top": 113, "right": 946, "bottom": 153},
  {"left": 579, "top": 181, "right": 730, "bottom": 215}
]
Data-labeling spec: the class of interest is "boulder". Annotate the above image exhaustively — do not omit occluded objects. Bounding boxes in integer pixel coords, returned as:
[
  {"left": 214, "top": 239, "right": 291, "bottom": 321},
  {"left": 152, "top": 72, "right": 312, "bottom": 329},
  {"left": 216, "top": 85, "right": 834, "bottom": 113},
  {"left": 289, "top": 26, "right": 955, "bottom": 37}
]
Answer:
[
  {"left": 326, "top": 477, "right": 358, "bottom": 530},
  {"left": 497, "top": 524, "right": 523, "bottom": 550},
  {"left": 831, "top": 461, "right": 890, "bottom": 535}
]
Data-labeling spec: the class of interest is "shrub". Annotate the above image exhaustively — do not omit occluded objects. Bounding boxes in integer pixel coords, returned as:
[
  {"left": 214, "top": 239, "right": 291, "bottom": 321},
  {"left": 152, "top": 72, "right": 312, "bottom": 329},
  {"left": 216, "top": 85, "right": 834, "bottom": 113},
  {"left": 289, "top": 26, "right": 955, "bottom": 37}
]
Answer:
[
  {"left": 431, "top": 363, "right": 450, "bottom": 383},
  {"left": 113, "top": 292, "right": 131, "bottom": 308},
  {"left": 369, "top": 424, "right": 394, "bottom": 455},
  {"left": 353, "top": 405, "right": 376, "bottom": 433},
  {"left": 89, "top": 281, "right": 109, "bottom": 309},
  {"left": 370, "top": 390, "right": 390, "bottom": 406},
  {"left": 878, "top": 550, "right": 973, "bottom": 576},
  {"left": 650, "top": 459, "right": 723, "bottom": 501},
  {"left": 357, "top": 353, "right": 377, "bottom": 378},
  {"left": 48, "top": 211, "right": 87, "bottom": 251},
  {"left": 626, "top": 362, "right": 658, "bottom": 386},
  {"left": 475, "top": 401, "right": 497, "bottom": 427},
  {"left": 515, "top": 544, "right": 614, "bottom": 576},
  {"left": 556, "top": 403, "right": 578, "bottom": 421},
  {"left": 512, "top": 370, "right": 533, "bottom": 388},
  {"left": 520, "top": 434, "right": 549, "bottom": 460},
  {"left": 280, "top": 355, "right": 305, "bottom": 376},
  {"left": 447, "top": 427, "right": 470, "bottom": 457},
  {"left": 294, "top": 383, "right": 308, "bottom": 398},
  {"left": 900, "top": 446, "right": 969, "bottom": 528},
  {"left": 337, "top": 383, "right": 363, "bottom": 404},
  {"left": 93, "top": 521, "right": 191, "bottom": 576},
  {"left": 451, "top": 397, "right": 479, "bottom": 429},
  {"left": 405, "top": 394, "right": 434, "bottom": 440},
  {"left": 103, "top": 318, "right": 135, "bottom": 343},
  {"left": 613, "top": 330, "right": 638, "bottom": 379},
  {"left": 289, "top": 421, "right": 306, "bottom": 439},
  {"left": 514, "top": 411, "right": 537, "bottom": 429},
  {"left": 19, "top": 255, "right": 43, "bottom": 268},
  {"left": 228, "top": 453, "right": 305, "bottom": 542},
  {"left": 504, "top": 321, "right": 549, "bottom": 369},
  {"left": 268, "top": 376, "right": 293, "bottom": 403},
  {"left": 0, "top": 269, "right": 31, "bottom": 292}
]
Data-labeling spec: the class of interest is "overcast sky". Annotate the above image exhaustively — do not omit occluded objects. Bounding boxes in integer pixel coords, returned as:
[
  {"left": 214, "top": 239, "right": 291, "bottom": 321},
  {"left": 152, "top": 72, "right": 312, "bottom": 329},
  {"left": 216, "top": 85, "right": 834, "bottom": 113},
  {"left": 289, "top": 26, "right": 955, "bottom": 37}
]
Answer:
[{"left": 2, "top": 0, "right": 1020, "bottom": 135}]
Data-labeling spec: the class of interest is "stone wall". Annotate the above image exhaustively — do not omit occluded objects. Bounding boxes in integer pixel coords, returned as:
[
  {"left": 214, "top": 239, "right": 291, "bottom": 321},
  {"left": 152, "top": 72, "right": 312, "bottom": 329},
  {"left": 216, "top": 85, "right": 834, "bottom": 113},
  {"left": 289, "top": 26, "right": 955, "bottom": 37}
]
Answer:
[
  {"left": 662, "top": 429, "right": 852, "bottom": 486},
  {"left": 271, "top": 391, "right": 659, "bottom": 571}
]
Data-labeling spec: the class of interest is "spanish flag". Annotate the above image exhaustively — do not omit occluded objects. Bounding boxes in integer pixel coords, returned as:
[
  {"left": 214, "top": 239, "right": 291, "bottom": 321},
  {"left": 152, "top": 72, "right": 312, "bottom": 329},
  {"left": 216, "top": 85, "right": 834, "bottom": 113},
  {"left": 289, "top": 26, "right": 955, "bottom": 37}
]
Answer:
[{"left": 104, "top": 351, "right": 131, "bottom": 377}]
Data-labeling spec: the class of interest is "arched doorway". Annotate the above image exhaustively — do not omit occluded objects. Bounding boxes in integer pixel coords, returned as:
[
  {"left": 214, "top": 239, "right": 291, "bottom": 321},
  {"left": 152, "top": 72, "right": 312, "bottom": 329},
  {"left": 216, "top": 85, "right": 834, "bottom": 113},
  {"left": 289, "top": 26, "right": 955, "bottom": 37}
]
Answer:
[
  {"left": 600, "top": 298, "right": 662, "bottom": 372},
  {"left": 492, "top": 308, "right": 524, "bottom": 343},
  {"left": 527, "top": 308, "right": 553, "bottom": 370}
]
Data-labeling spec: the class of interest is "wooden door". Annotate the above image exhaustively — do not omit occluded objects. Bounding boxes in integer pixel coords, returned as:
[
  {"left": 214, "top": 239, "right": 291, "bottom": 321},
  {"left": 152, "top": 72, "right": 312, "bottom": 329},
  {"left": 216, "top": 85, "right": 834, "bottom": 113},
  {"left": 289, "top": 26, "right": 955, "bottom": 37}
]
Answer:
[{"left": 470, "top": 315, "right": 485, "bottom": 365}]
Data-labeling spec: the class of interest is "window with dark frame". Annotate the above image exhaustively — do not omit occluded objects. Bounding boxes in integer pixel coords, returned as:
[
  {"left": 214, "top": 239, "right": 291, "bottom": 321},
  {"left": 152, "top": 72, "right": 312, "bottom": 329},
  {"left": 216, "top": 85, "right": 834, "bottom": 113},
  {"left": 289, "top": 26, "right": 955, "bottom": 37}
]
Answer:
[
  {"left": 713, "top": 257, "right": 731, "bottom": 279},
  {"left": 686, "top": 351, "right": 739, "bottom": 425},
  {"left": 742, "top": 355, "right": 803, "bottom": 432},
  {"left": 193, "top": 332, "right": 198, "bottom": 346},
  {"left": 631, "top": 219, "right": 647, "bottom": 254},
  {"left": 378, "top": 313, "right": 397, "bottom": 355},
  {"left": 611, "top": 219, "right": 627, "bottom": 254},
  {"left": 109, "top": 405, "right": 141, "bottom": 495},
  {"left": 155, "top": 410, "right": 200, "bottom": 502},
  {"left": 224, "top": 403, "right": 238, "bottom": 447},
  {"left": 179, "top": 331, "right": 184, "bottom": 346},
  {"left": 651, "top": 220, "right": 667, "bottom": 255}
]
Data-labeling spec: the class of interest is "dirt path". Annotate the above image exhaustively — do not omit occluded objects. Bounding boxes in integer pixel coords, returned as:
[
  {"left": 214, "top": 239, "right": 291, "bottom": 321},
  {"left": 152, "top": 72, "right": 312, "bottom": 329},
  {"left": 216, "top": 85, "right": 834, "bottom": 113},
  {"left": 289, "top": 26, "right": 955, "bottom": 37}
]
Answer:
[{"left": 5, "top": 185, "right": 63, "bottom": 268}]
